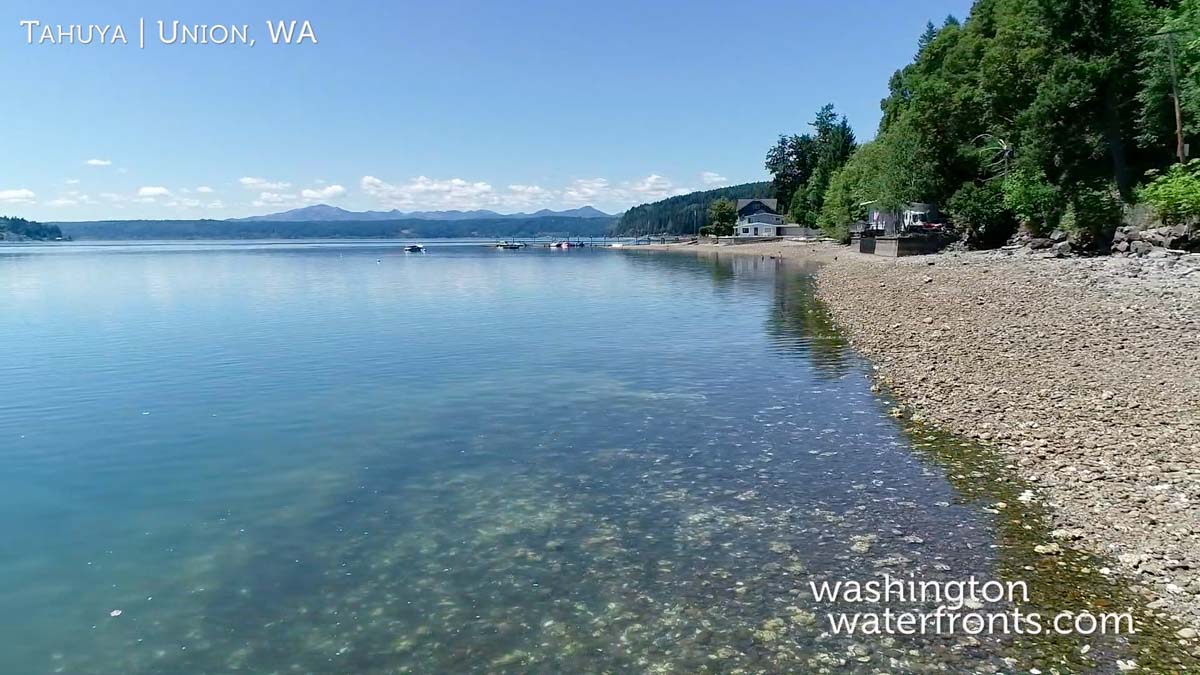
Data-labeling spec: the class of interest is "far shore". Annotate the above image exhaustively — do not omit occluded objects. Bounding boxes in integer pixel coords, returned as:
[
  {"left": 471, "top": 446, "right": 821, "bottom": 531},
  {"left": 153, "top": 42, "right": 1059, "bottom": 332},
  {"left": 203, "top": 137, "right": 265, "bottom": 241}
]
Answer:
[{"left": 633, "top": 237, "right": 1200, "bottom": 633}]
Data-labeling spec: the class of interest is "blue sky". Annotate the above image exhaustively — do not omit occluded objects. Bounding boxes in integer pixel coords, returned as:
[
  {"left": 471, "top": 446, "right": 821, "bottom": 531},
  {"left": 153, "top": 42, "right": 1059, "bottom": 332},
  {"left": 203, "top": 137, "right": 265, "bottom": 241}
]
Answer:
[{"left": 3, "top": 0, "right": 973, "bottom": 220}]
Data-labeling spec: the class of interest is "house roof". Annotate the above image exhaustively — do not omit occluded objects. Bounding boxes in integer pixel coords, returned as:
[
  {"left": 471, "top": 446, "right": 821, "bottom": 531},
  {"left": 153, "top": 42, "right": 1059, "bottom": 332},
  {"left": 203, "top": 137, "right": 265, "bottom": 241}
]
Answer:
[{"left": 736, "top": 198, "right": 778, "bottom": 213}]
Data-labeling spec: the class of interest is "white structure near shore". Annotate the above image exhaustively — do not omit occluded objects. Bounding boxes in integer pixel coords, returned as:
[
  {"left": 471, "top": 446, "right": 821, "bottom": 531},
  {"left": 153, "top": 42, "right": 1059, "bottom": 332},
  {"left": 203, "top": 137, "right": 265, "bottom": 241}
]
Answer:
[
  {"left": 734, "top": 199, "right": 783, "bottom": 237},
  {"left": 732, "top": 198, "right": 822, "bottom": 238}
]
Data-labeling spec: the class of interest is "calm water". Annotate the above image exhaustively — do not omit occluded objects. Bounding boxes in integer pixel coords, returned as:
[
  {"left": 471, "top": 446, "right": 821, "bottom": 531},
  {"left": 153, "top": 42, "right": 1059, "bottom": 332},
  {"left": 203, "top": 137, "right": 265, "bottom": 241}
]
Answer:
[{"left": 0, "top": 242, "right": 1187, "bottom": 674}]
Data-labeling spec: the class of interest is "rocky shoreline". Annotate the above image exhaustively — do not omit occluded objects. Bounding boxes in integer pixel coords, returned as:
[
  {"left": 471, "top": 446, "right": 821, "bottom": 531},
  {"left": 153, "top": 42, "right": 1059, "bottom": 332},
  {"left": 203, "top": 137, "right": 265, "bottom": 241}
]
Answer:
[
  {"left": 635, "top": 240, "right": 1200, "bottom": 633},
  {"left": 815, "top": 247, "right": 1200, "bottom": 633}
]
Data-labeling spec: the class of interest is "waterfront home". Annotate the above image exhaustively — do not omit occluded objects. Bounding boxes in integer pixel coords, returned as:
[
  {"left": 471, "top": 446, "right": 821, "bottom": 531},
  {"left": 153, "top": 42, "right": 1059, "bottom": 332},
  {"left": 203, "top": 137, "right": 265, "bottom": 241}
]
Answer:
[
  {"left": 734, "top": 199, "right": 785, "bottom": 237},
  {"left": 728, "top": 199, "right": 824, "bottom": 239}
]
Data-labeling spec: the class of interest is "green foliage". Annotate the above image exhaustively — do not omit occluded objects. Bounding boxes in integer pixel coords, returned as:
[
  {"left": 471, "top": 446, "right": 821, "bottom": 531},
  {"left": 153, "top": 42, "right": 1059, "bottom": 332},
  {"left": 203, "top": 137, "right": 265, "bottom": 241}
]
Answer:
[
  {"left": 706, "top": 198, "right": 736, "bottom": 236},
  {"left": 0, "top": 216, "right": 63, "bottom": 241},
  {"left": 817, "top": 143, "right": 886, "bottom": 235},
  {"left": 791, "top": 0, "right": 1192, "bottom": 250},
  {"left": 1001, "top": 168, "right": 1065, "bottom": 234},
  {"left": 1139, "top": 159, "right": 1200, "bottom": 225},
  {"left": 770, "top": 104, "right": 857, "bottom": 225},
  {"left": 823, "top": 222, "right": 852, "bottom": 245},
  {"left": 1062, "top": 183, "right": 1124, "bottom": 249},
  {"left": 946, "top": 181, "right": 1016, "bottom": 248},
  {"left": 1137, "top": 0, "right": 1199, "bottom": 159},
  {"left": 918, "top": 21, "right": 939, "bottom": 54},
  {"left": 765, "top": 135, "right": 817, "bottom": 211},
  {"left": 612, "top": 182, "right": 772, "bottom": 235}
]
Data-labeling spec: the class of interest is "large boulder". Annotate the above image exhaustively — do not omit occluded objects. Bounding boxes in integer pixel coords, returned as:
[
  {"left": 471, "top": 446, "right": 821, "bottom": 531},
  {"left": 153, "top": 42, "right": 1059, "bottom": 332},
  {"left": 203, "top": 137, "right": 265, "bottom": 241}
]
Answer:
[
  {"left": 1129, "top": 240, "right": 1154, "bottom": 256},
  {"left": 1163, "top": 224, "right": 1193, "bottom": 250},
  {"left": 1131, "top": 224, "right": 1196, "bottom": 251},
  {"left": 1140, "top": 229, "right": 1168, "bottom": 247},
  {"left": 1027, "top": 237, "right": 1053, "bottom": 250},
  {"left": 1115, "top": 226, "right": 1141, "bottom": 242}
]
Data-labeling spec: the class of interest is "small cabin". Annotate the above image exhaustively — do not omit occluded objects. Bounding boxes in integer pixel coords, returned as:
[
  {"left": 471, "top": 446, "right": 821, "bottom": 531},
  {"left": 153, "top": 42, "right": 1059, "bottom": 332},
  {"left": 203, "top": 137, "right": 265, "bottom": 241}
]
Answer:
[
  {"left": 852, "top": 201, "right": 946, "bottom": 257},
  {"left": 855, "top": 202, "right": 940, "bottom": 236}
]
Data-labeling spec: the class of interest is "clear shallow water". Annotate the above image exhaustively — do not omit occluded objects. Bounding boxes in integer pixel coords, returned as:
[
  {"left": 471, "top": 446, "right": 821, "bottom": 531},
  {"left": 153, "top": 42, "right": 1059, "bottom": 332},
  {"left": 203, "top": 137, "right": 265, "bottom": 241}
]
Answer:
[{"left": 0, "top": 242, "right": 1187, "bottom": 673}]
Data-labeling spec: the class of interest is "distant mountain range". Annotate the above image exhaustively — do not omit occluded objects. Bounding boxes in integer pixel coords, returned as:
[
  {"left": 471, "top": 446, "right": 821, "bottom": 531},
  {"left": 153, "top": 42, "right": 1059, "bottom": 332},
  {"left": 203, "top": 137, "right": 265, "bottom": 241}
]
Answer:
[
  {"left": 54, "top": 215, "right": 615, "bottom": 241},
  {"left": 233, "top": 204, "right": 613, "bottom": 222}
]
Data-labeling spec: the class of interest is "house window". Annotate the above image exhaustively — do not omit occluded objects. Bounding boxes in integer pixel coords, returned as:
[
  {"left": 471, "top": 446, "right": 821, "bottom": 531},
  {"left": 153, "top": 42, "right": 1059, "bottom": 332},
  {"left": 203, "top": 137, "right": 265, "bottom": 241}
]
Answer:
[
  {"left": 742, "top": 228, "right": 749, "bottom": 234},
  {"left": 753, "top": 227, "right": 759, "bottom": 235}
]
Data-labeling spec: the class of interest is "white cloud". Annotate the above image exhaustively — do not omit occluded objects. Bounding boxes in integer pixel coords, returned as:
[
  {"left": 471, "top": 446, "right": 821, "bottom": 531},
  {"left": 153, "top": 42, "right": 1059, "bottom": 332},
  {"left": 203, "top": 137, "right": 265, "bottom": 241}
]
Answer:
[
  {"left": 99, "top": 192, "right": 124, "bottom": 202},
  {"left": 300, "top": 184, "right": 346, "bottom": 201},
  {"left": 360, "top": 175, "right": 497, "bottom": 210},
  {"left": 626, "top": 174, "right": 689, "bottom": 200},
  {"left": 561, "top": 178, "right": 611, "bottom": 206},
  {"left": 86, "top": 158, "right": 112, "bottom": 167},
  {"left": 355, "top": 172, "right": 694, "bottom": 212},
  {"left": 65, "top": 178, "right": 81, "bottom": 185},
  {"left": 701, "top": 171, "right": 728, "bottom": 186},
  {"left": 505, "top": 184, "right": 554, "bottom": 209},
  {"left": 252, "top": 191, "right": 296, "bottom": 206},
  {"left": 47, "top": 197, "right": 78, "bottom": 207},
  {"left": 360, "top": 175, "right": 568, "bottom": 211},
  {"left": 0, "top": 188, "right": 36, "bottom": 203},
  {"left": 560, "top": 175, "right": 690, "bottom": 207},
  {"left": 195, "top": 186, "right": 214, "bottom": 193},
  {"left": 251, "top": 188, "right": 337, "bottom": 207},
  {"left": 137, "top": 186, "right": 171, "bottom": 198},
  {"left": 359, "top": 176, "right": 392, "bottom": 200},
  {"left": 240, "top": 176, "right": 290, "bottom": 190},
  {"left": 508, "top": 184, "right": 550, "bottom": 197}
]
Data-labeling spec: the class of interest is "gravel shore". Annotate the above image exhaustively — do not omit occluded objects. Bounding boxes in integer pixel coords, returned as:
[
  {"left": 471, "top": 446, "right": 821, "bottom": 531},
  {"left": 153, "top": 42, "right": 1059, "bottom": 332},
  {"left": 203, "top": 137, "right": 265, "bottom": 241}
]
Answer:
[{"left": 636, "top": 240, "right": 1200, "bottom": 629}]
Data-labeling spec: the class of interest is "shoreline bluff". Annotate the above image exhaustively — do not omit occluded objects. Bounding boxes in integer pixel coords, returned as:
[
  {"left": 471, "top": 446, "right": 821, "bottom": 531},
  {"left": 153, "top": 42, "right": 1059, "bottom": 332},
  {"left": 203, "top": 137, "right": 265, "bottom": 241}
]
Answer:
[{"left": 632, "top": 240, "right": 1200, "bottom": 631}]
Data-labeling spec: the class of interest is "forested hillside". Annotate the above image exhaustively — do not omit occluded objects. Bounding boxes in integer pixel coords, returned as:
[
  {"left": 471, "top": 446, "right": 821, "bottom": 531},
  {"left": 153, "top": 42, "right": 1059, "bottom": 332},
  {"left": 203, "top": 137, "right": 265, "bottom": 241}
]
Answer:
[
  {"left": 56, "top": 216, "right": 614, "bottom": 240},
  {"left": 769, "top": 0, "right": 1199, "bottom": 248},
  {"left": 0, "top": 217, "right": 63, "bottom": 241},
  {"left": 611, "top": 182, "right": 773, "bottom": 235}
]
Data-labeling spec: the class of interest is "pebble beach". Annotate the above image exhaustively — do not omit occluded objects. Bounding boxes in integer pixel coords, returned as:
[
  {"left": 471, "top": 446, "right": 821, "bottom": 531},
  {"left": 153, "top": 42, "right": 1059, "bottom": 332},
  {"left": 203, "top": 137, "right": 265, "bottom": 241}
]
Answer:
[{"left": 637, "top": 239, "right": 1200, "bottom": 634}]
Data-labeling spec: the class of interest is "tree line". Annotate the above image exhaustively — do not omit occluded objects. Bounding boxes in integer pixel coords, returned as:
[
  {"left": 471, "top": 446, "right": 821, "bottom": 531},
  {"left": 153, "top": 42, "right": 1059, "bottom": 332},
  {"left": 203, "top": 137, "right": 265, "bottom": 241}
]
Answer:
[
  {"left": 0, "top": 217, "right": 64, "bottom": 241},
  {"left": 765, "top": 0, "right": 1199, "bottom": 247},
  {"left": 56, "top": 217, "right": 615, "bottom": 240},
  {"left": 612, "top": 182, "right": 773, "bottom": 235}
]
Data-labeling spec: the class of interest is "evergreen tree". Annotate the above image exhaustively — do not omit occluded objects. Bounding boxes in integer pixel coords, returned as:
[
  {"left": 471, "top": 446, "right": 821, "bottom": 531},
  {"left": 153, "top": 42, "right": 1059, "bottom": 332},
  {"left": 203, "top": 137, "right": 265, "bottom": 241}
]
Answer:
[
  {"left": 918, "top": 21, "right": 939, "bottom": 53},
  {"left": 706, "top": 198, "right": 737, "bottom": 236},
  {"left": 768, "top": 104, "right": 858, "bottom": 225},
  {"left": 1137, "top": 0, "right": 1199, "bottom": 163},
  {"left": 765, "top": 1, "right": 1192, "bottom": 249}
]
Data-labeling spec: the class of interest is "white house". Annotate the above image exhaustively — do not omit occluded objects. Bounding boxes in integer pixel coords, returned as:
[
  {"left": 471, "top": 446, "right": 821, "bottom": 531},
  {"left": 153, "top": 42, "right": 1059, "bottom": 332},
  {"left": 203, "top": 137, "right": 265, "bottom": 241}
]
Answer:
[{"left": 734, "top": 199, "right": 785, "bottom": 237}]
